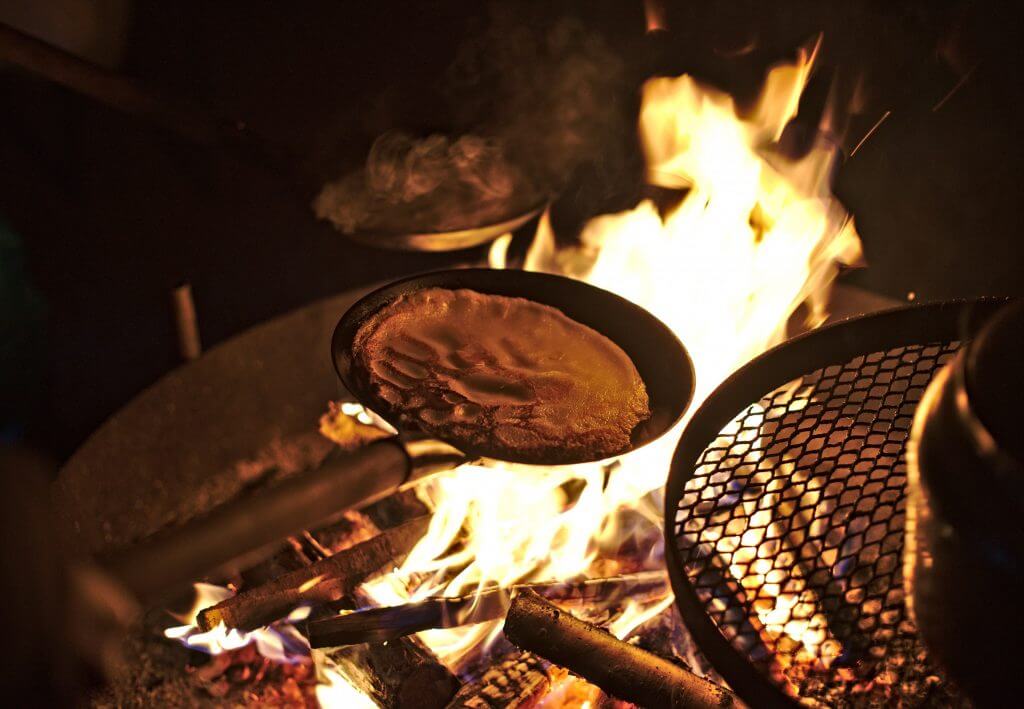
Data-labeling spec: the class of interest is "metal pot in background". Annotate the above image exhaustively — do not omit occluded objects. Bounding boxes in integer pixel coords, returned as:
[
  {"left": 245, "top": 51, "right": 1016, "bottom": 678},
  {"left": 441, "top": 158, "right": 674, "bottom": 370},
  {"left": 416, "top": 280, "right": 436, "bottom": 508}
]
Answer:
[{"left": 906, "top": 299, "right": 1024, "bottom": 707}]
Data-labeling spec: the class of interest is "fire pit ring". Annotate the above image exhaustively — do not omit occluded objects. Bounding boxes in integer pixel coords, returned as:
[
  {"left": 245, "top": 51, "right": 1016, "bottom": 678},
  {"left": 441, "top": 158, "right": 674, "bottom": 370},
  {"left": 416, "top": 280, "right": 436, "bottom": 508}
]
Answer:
[{"left": 665, "top": 298, "right": 1008, "bottom": 707}]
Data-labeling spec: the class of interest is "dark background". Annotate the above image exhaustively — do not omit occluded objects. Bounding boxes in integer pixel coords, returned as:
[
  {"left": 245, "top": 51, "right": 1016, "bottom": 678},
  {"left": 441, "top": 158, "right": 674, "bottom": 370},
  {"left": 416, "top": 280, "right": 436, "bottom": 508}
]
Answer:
[{"left": 1, "top": 0, "right": 1021, "bottom": 463}]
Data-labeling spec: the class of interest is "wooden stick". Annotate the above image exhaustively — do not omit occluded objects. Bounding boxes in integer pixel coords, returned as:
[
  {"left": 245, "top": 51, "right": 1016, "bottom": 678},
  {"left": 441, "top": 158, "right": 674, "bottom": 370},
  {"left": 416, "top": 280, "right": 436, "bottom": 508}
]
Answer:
[
  {"left": 197, "top": 516, "right": 428, "bottom": 631},
  {"left": 306, "top": 570, "right": 668, "bottom": 648},
  {"left": 445, "top": 651, "right": 549, "bottom": 708},
  {"left": 504, "top": 589, "right": 738, "bottom": 709}
]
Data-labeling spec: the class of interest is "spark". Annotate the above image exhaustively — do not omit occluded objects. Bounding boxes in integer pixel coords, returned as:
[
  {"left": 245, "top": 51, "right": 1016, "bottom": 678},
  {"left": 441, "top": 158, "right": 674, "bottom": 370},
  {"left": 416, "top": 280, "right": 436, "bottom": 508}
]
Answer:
[
  {"left": 932, "top": 62, "right": 980, "bottom": 113},
  {"left": 850, "top": 110, "right": 891, "bottom": 156}
]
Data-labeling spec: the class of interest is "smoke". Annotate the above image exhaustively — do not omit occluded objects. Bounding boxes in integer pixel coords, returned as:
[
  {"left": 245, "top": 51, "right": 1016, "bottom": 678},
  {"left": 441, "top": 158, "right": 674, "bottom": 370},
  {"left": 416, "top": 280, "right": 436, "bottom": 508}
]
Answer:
[
  {"left": 446, "top": 7, "right": 633, "bottom": 191},
  {"left": 314, "top": 132, "right": 531, "bottom": 234},
  {"left": 363, "top": 133, "right": 517, "bottom": 205},
  {"left": 315, "top": 7, "right": 638, "bottom": 237}
]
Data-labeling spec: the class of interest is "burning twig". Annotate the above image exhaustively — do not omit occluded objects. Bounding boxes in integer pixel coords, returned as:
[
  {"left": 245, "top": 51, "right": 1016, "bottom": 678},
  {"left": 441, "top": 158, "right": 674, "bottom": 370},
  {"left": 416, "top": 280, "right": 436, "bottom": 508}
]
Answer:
[
  {"left": 306, "top": 570, "right": 668, "bottom": 649},
  {"left": 849, "top": 110, "right": 891, "bottom": 157},
  {"left": 197, "top": 516, "right": 429, "bottom": 631},
  {"left": 504, "top": 589, "right": 738, "bottom": 709},
  {"left": 445, "top": 651, "right": 549, "bottom": 708},
  {"left": 932, "top": 62, "right": 980, "bottom": 112}
]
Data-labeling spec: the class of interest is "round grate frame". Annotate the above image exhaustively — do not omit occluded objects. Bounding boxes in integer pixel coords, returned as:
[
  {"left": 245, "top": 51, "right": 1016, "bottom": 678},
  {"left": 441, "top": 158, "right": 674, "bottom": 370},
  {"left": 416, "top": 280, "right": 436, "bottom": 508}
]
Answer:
[{"left": 665, "top": 299, "right": 1008, "bottom": 707}]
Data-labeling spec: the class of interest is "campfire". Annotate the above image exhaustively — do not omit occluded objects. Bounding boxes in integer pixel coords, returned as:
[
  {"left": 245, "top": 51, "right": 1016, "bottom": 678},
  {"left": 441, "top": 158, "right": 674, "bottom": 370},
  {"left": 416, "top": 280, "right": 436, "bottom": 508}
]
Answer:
[{"left": 161, "top": 42, "right": 862, "bottom": 707}]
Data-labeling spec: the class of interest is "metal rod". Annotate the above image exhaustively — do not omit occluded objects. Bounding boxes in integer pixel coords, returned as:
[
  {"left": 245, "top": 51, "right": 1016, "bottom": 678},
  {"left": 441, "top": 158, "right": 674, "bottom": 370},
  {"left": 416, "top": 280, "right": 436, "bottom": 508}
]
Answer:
[
  {"left": 101, "top": 439, "right": 412, "bottom": 604},
  {"left": 171, "top": 283, "right": 201, "bottom": 362}
]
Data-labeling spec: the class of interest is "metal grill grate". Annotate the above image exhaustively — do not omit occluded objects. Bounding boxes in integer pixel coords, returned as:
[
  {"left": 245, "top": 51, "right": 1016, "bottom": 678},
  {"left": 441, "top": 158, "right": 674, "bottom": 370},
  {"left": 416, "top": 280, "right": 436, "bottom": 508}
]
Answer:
[{"left": 673, "top": 339, "right": 968, "bottom": 706}]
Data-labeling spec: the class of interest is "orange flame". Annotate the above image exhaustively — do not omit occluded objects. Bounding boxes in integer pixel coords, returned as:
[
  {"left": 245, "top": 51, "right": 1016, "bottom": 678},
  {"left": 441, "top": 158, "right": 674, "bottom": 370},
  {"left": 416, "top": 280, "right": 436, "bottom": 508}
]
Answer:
[
  {"left": 351, "top": 46, "right": 861, "bottom": 681},
  {"left": 174, "top": 42, "right": 863, "bottom": 705}
]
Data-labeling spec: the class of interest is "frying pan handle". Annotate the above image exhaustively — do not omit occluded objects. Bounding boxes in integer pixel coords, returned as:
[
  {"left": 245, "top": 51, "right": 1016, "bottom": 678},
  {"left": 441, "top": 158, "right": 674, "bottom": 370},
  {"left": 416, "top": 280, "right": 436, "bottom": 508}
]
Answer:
[{"left": 103, "top": 438, "right": 459, "bottom": 604}]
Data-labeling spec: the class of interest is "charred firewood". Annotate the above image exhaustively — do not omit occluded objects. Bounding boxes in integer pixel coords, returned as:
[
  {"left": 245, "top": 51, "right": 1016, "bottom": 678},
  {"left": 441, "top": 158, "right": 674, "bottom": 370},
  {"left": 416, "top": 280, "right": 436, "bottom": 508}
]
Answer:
[
  {"left": 445, "top": 651, "right": 549, "bottom": 708},
  {"left": 306, "top": 571, "right": 668, "bottom": 648},
  {"left": 197, "top": 516, "right": 428, "bottom": 631},
  {"left": 307, "top": 508, "right": 382, "bottom": 556},
  {"left": 361, "top": 488, "right": 431, "bottom": 530},
  {"left": 241, "top": 505, "right": 386, "bottom": 592},
  {"left": 318, "top": 636, "right": 459, "bottom": 709},
  {"left": 504, "top": 589, "right": 738, "bottom": 709},
  {"left": 237, "top": 536, "right": 317, "bottom": 588}
]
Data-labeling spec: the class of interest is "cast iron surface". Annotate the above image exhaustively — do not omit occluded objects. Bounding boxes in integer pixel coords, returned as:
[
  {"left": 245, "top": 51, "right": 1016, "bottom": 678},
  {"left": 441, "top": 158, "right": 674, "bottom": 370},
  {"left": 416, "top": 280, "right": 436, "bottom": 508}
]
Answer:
[
  {"left": 665, "top": 298, "right": 1009, "bottom": 707},
  {"left": 332, "top": 268, "right": 696, "bottom": 464},
  {"left": 344, "top": 205, "right": 544, "bottom": 252}
]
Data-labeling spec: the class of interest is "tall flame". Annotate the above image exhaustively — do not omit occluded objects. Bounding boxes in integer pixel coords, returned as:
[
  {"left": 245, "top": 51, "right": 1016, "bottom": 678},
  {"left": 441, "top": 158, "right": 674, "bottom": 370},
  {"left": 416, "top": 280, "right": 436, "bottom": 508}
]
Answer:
[{"left": 355, "top": 44, "right": 861, "bottom": 676}]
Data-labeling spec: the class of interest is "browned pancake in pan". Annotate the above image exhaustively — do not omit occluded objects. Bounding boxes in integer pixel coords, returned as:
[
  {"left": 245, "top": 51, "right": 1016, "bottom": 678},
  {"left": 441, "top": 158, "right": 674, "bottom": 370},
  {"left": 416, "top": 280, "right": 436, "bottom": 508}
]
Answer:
[{"left": 353, "top": 288, "right": 650, "bottom": 463}]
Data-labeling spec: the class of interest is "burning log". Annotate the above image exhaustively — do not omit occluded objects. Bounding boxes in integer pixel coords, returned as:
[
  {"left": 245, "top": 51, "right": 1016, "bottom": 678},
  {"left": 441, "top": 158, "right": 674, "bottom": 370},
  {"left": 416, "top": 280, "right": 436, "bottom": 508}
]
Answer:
[
  {"left": 504, "top": 589, "right": 738, "bottom": 709},
  {"left": 361, "top": 487, "right": 431, "bottom": 530},
  {"left": 238, "top": 536, "right": 318, "bottom": 588},
  {"left": 319, "top": 636, "right": 459, "bottom": 709},
  {"left": 197, "top": 516, "right": 428, "bottom": 631},
  {"left": 445, "top": 651, "right": 549, "bottom": 709},
  {"left": 305, "top": 510, "right": 379, "bottom": 558},
  {"left": 239, "top": 506, "right": 383, "bottom": 588},
  {"left": 306, "top": 571, "right": 668, "bottom": 648}
]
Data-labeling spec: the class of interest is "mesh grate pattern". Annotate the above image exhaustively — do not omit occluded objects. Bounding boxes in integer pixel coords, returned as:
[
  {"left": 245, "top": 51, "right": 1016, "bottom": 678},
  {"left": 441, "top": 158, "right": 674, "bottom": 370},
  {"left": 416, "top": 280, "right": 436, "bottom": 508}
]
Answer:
[{"left": 673, "top": 342, "right": 965, "bottom": 705}]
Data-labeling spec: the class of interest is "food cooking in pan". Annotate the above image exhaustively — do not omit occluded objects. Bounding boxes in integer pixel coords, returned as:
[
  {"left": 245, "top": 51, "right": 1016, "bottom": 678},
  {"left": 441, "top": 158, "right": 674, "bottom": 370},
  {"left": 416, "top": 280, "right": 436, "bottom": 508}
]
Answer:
[{"left": 353, "top": 287, "right": 650, "bottom": 463}]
